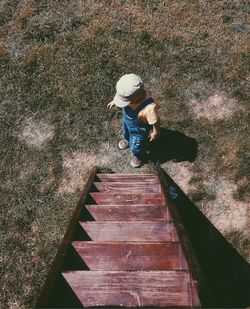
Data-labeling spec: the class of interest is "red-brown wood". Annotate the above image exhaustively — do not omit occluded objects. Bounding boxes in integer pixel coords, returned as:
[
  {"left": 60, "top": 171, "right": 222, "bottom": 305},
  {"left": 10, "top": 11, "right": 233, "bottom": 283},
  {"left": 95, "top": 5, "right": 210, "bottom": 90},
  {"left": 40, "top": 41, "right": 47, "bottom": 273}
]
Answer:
[
  {"left": 97, "top": 173, "right": 159, "bottom": 183},
  {"left": 79, "top": 221, "right": 178, "bottom": 242},
  {"left": 62, "top": 270, "right": 201, "bottom": 307},
  {"left": 85, "top": 205, "right": 171, "bottom": 221},
  {"left": 36, "top": 166, "right": 98, "bottom": 307},
  {"left": 90, "top": 192, "right": 164, "bottom": 205},
  {"left": 94, "top": 182, "right": 162, "bottom": 193},
  {"left": 72, "top": 241, "right": 188, "bottom": 270},
  {"left": 37, "top": 169, "right": 205, "bottom": 308}
]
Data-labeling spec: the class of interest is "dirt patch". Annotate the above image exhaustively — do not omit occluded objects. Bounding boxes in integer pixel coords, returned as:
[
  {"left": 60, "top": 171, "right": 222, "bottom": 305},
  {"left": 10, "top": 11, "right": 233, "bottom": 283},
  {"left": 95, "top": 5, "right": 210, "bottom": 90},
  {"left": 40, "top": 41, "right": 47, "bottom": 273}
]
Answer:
[
  {"left": 221, "top": 148, "right": 238, "bottom": 168},
  {"left": 7, "top": 300, "right": 21, "bottom": 309},
  {"left": 57, "top": 151, "right": 98, "bottom": 194},
  {"left": 187, "top": 91, "right": 244, "bottom": 120},
  {"left": 163, "top": 161, "right": 195, "bottom": 193},
  {"left": 204, "top": 177, "right": 248, "bottom": 235},
  {"left": 18, "top": 118, "right": 54, "bottom": 148},
  {"left": 56, "top": 143, "right": 119, "bottom": 194}
]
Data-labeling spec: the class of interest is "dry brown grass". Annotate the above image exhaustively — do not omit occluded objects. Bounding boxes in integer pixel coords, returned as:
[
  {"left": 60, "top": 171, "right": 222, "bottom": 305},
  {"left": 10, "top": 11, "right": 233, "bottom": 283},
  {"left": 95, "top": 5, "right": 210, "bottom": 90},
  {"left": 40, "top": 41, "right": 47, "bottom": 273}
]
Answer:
[
  {"left": 18, "top": 117, "right": 54, "bottom": 148},
  {"left": 1, "top": 0, "right": 249, "bottom": 307}
]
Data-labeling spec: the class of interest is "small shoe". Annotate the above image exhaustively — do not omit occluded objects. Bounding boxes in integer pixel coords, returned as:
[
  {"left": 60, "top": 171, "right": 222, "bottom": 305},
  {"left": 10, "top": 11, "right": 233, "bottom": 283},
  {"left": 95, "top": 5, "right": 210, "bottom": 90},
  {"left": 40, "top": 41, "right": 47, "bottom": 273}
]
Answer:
[
  {"left": 130, "top": 156, "right": 142, "bottom": 168},
  {"left": 118, "top": 139, "right": 129, "bottom": 150}
]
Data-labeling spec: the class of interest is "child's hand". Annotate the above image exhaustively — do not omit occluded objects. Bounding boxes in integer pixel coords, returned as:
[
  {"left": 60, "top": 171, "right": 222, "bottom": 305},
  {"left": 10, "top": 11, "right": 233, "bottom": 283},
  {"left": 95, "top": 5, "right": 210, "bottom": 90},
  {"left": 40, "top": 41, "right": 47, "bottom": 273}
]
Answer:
[
  {"left": 149, "top": 131, "right": 159, "bottom": 142},
  {"left": 150, "top": 121, "right": 160, "bottom": 142},
  {"left": 107, "top": 101, "right": 115, "bottom": 109}
]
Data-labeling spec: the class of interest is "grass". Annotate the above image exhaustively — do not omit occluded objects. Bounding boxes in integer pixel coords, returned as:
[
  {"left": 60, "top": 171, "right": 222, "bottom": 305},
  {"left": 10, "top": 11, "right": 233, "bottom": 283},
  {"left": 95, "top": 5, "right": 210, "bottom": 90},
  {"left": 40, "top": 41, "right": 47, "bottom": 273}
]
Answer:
[{"left": 0, "top": 0, "right": 249, "bottom": 307}]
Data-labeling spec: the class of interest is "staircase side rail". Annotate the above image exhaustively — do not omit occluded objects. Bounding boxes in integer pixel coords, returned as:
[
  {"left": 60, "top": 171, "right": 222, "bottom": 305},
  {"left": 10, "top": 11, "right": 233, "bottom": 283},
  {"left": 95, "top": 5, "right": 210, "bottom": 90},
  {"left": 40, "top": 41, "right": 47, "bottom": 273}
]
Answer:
[
  {"left": 36, "top": 166, "right": 98, "bottom": 307},
  {"left": 157, "top": 167, "right": 216, "bottom": 307}
]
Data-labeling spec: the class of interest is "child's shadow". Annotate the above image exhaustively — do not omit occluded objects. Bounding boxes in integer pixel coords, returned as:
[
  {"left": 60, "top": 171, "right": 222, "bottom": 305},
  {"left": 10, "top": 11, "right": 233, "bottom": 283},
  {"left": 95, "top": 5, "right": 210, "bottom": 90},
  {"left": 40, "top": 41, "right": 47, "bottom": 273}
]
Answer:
[{"left": 149, "top": 127, "right": 198, "bottom": 163}]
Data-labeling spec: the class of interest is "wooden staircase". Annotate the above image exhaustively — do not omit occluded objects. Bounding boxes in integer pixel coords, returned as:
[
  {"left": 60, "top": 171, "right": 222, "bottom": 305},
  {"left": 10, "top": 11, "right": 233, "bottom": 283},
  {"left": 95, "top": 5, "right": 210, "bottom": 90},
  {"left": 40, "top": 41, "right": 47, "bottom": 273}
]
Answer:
[{"left": 36, "top": 167, "right": 209, "bottom": 308}]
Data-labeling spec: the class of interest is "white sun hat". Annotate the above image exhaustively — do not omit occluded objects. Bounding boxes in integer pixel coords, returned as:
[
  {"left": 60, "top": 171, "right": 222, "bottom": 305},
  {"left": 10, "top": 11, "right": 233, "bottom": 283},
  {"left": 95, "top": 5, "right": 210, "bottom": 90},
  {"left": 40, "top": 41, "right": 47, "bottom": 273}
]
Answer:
[{"left": 113, "top": 73, "right": 145, "bottom": 108}]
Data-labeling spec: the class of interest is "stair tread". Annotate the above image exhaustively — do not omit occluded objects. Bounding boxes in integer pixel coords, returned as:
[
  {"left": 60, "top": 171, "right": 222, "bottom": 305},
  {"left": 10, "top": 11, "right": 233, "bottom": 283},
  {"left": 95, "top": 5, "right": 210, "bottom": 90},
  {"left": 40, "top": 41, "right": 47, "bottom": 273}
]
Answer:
[
  {"left": 93, "top": 182, "right": 162, "bottom": 193},
  {"left": 72, "top": 241, "right": 188, "bottom": 270},
  {"left": 62, "top": 270, "right": 201, "bottom": 307},
  {"left": 37, "top": 169, "right": 204, "bottom": 308},
  {"left": 79, "top": 221, "right": 178, "bottom": 242},
  {"left": 97, "top": 174, "right": 159, "bottom": 183},
  {"left": 85, "top": 205, "right": 171, "bottom": 221},
  {"left": 90, "top": 192, "right": 164, "bottom": 205}
]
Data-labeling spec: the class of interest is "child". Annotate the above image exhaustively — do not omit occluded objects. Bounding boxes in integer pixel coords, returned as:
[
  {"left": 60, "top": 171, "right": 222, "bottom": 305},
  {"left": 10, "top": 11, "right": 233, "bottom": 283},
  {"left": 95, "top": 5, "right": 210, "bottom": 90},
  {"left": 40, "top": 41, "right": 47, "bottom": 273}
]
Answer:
[{"left": 107, "top": 73, "right": 160, "bottom": 167}]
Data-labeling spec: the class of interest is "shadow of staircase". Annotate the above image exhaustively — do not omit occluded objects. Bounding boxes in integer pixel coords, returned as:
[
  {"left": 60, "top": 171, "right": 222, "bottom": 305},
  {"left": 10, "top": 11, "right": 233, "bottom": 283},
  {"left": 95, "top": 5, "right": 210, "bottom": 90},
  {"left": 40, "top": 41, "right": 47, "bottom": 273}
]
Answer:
[{"left": 162, "top": 170, "right": 250, "bottom": 308}]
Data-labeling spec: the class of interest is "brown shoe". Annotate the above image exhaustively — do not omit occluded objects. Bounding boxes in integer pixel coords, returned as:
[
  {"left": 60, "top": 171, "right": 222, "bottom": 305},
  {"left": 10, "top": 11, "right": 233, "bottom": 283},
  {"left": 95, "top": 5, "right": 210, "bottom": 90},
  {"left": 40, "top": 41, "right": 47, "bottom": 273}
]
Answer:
[
  {"left": 130, "top": 156, "right": 142, "bottom": 168},
  {"left": 118, "top": 139, "right": 129, "bottom": 150}
]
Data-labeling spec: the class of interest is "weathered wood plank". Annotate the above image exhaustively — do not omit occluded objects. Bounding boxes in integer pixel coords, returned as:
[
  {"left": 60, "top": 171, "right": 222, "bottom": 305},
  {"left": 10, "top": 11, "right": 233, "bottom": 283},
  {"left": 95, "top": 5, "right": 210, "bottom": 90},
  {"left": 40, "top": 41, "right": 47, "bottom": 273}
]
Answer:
[
  {"left": 90, "top": 192, "right": 165, "bottom": 205},
  {"left": 62, "top": 270, "right": 201, "bottom": 307},
  {"left": 37, "top": 169, "right": 205, "bottom": 308},
  {"left": 97, "top": 173, "right": 159, "bottom": 183},
  {"left": 79, "top": 221, "right": 178, "bottom": 242},
  {"left": 72, "top": 241, "right": 188, "bottom": 271},
  {"left": 94, "top": 182, "right": 162, "bottom": 193},
  {"left": 85, "top": 205, "right": 170, "bottom": 221}
]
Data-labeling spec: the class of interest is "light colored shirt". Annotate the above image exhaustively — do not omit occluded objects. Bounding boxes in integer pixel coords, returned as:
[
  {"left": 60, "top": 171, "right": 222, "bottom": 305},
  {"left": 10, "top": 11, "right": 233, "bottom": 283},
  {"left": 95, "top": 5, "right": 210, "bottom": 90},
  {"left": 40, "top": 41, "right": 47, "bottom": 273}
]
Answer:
[{"left": 128, "top": 92, "right": 159, "bottom": 125}]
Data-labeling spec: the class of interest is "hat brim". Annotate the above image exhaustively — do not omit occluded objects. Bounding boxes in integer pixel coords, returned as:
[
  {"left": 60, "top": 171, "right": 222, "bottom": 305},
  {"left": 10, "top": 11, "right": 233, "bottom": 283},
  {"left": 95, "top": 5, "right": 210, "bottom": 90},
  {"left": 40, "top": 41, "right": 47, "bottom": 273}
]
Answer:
[{"left": 113, "top": 94, "right": 131, "bottom": 108}]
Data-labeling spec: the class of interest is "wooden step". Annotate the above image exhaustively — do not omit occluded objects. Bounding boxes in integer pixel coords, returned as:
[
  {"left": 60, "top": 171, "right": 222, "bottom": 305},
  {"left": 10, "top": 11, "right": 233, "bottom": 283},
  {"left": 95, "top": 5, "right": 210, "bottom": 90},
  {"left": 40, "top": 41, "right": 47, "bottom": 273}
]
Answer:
[
  {"left": 97, "top": 173, "right": 159, "bottom": 183},
  {"left": 37, "top": 168, "right": 206, "bottom": 308},
  {"left": 72, "top": 241, "right": 188, "bottom": 270},
  {"left": 85, "top": 205, "right": 171, "bottom": 221},
  {"left": 79, "top": 221, "right": 178, "bottom": 242},
  {"left": 90, "top": 192, "right": 164, "bottom": 205},
  {"left": 62, "top": 270, "right": 201, "bottom": 307},
  {"left": 94, "top": 182, "right": 162, "bottom": 193}
]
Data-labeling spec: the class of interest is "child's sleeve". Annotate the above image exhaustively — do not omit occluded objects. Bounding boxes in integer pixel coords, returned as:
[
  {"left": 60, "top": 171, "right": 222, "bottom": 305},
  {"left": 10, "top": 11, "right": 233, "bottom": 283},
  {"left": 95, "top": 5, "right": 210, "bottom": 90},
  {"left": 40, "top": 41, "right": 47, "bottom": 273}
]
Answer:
[{"left": 145, "top": 103, "right": 160, "bottom": 125}]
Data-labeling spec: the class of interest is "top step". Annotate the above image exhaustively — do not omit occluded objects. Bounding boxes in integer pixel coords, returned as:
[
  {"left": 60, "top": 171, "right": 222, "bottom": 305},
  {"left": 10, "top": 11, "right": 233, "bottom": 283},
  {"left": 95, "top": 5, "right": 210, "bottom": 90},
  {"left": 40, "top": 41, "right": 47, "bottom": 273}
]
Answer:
[
  {"left": 97, "top": 174, "right": 159, "bottom": 183},
  {"left": 94, "top": 182, "right": 162, "bottom": 193}
]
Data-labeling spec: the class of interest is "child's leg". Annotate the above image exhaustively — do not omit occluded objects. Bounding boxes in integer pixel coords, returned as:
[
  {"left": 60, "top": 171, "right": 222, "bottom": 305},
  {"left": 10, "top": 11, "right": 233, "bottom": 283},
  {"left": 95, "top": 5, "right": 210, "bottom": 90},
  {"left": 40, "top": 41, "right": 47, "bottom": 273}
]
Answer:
[
  {"left": 129, "top": 133, "right": 149, "bottom": 161},
  {"left": 122, "top": 118, "right": 130, "bottom": 141}
]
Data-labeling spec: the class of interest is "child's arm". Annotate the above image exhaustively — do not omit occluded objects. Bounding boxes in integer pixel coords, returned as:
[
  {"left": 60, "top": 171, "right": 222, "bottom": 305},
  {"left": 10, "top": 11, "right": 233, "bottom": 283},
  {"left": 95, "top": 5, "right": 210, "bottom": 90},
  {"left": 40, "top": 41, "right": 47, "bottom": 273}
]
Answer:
[
  {"left": 107, "top": 101, "right": 115, "bottom": 109},
  {"left": 149, "top": 120, "right": 160, "bottom": 141}
]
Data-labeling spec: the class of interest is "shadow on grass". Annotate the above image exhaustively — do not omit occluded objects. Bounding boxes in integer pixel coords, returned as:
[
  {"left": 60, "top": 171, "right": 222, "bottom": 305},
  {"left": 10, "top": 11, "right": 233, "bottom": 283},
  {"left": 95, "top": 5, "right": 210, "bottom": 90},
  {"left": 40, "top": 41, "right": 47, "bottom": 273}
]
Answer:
[
  {"left": 149, "top": 127, "right": 198, "bottom": 163},
  {"left": 162, "top": 170, "right": 250, "bottom": 308}
]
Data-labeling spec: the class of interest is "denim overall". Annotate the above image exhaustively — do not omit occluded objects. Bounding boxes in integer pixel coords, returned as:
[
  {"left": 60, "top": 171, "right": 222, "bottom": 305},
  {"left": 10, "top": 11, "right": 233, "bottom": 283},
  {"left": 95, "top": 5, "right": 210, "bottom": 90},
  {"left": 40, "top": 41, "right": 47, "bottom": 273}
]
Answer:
[{"left": 122, "top": 97, "right": 154, "bottom": 161}]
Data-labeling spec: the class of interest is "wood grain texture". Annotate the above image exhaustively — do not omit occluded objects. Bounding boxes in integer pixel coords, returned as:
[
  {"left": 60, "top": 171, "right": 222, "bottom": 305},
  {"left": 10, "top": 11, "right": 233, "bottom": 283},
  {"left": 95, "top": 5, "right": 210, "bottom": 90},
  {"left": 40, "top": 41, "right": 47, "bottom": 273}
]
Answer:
[
  {"left": 97, "top": 173, "right": 159, "bottom": 183},
  {"left": 79, "top": 221, "right": 178, "bottom": 242},
  {"left": 90, "top": 192, "right": 165, "bottom": 205},
  {"left": 37, "top": 169, "right": 204, "bottom": 308},
  {"left": 62, "top": 270, "right": 201, "bottom": 307},
  {"left": 94, "top": 182, "right": 162, "bottom": 193},
  {"left": 72, "top": 241, "right": 188, "bottom": 270},
  {"left": 36, "top": 166, "right": 98, "bottom": 307},
  {"left": 85, "top": 205, "right": 171, "bottom": 221}
]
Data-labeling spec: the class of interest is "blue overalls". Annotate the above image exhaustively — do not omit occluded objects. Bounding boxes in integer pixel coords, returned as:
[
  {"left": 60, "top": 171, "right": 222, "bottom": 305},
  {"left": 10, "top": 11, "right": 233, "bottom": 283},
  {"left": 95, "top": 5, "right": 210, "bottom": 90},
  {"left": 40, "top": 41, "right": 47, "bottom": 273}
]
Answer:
[{"left": 122, "top": 97, "right": 154, "bottom": 161}]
